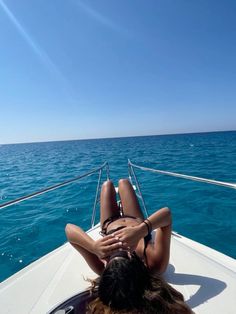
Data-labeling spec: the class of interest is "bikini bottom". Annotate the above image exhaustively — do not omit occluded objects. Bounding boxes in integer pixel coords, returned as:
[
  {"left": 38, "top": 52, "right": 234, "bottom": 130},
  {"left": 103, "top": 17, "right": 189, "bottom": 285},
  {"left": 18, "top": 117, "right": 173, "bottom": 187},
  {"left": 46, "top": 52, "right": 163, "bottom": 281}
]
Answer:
[
  {"left": 100, "top": 214, "right": 152, "bottom": 244},
  {"left": 101, "top": 214, "right": 138, "bottom": 235}
]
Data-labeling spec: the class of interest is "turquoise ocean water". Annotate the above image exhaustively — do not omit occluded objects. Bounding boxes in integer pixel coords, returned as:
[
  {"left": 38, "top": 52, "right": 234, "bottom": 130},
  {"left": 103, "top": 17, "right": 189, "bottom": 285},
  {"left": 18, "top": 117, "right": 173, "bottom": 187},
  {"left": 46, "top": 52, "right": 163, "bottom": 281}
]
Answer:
[{"left": 0, "top": 131, "right": 236, "bottom": 282}]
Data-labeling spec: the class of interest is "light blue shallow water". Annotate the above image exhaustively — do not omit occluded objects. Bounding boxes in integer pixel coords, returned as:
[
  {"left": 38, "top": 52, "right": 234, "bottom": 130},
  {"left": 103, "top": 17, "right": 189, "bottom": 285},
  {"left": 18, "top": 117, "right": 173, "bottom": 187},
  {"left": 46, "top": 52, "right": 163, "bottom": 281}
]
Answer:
[{"left": 0, "top": 131, "right": 236, "bottom": 282}]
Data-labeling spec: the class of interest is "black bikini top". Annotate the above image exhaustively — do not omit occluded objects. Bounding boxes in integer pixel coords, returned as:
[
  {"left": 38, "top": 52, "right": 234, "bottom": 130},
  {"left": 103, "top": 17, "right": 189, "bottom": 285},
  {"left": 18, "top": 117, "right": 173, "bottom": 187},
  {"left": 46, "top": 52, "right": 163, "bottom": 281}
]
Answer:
[{"left": 101, "top": 215, "right": 152, "bottom": 267}]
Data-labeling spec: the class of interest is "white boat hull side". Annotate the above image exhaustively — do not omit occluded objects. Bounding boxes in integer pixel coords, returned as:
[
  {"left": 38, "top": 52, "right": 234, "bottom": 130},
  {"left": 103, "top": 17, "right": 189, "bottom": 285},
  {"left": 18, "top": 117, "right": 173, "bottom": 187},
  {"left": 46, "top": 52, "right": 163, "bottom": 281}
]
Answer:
[{"left": 0, "top": 227, "right": 235, "bottom": 314}]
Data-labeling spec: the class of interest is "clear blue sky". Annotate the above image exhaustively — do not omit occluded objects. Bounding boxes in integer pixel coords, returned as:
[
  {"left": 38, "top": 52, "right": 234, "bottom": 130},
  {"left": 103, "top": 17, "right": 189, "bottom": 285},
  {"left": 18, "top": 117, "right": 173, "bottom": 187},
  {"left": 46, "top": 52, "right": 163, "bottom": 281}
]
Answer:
[{"left": 0, "top": 0, "right": 236, "bottom": 144}]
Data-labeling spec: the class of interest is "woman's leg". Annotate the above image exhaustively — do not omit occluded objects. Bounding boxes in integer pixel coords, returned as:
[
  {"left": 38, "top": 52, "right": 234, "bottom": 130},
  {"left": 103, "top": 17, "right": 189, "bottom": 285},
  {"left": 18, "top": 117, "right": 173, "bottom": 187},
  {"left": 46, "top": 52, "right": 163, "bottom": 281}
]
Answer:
[
  {"left": 118, "top": 179, "right": 144, "bottom": 220},
  {"left": 100, "top": 180, "right": 120, "bottom": 226}
]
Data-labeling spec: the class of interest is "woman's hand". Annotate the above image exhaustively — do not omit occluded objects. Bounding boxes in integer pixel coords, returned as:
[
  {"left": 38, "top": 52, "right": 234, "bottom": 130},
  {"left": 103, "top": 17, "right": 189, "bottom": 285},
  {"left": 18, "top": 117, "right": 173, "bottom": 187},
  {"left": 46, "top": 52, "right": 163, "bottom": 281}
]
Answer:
[
  {"left": 112, "top": 226, "right": 144, "bottom": 251},
  {"left": 92, "top": 235, "right": 122, "bottom": 259}
]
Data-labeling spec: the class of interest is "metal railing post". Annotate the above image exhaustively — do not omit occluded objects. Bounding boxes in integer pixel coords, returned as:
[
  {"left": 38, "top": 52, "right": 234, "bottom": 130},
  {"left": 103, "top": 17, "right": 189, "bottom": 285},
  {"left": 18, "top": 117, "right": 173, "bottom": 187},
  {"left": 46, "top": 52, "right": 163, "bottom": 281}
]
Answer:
[
  {"left": 128, "top": 160, "right": 149, "bottom": 217},
  {"left": 91, "top": 169, "right": 102, "bottom": 228},
  {"left": 106, "top": 163, "right": 110, "bottom": 181}
]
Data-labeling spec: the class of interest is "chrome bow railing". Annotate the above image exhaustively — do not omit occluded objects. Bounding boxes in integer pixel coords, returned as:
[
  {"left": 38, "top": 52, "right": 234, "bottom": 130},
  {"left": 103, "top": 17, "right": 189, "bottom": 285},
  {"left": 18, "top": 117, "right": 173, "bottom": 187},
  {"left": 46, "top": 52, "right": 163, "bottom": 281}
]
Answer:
[
  {"left": 0, "top": 162, "right": 110, "bottom": 227},
  {"left": 128, "top": 159, "right": 236, "bottom": 218},
  {"left": 128, "top": 160, "right": 236, "bottom": 190},
  {"left": 1, "top": 159, "right": 235, "bottom": 229}
]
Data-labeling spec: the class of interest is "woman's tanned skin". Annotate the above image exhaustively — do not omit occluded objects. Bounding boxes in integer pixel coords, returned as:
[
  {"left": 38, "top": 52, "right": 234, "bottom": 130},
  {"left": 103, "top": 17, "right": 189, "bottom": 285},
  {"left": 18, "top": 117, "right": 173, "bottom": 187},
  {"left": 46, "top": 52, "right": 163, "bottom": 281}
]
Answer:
[{"left": 65, "top": 179, "right": 172, "bottom": 275}]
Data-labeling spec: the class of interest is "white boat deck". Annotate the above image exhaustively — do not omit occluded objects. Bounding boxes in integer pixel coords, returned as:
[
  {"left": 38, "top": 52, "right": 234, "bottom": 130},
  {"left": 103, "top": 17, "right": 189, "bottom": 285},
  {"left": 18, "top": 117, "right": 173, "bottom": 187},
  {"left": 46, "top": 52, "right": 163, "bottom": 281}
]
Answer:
[{"left": 0, "top": 226, "right": 236, "bottom": 314}]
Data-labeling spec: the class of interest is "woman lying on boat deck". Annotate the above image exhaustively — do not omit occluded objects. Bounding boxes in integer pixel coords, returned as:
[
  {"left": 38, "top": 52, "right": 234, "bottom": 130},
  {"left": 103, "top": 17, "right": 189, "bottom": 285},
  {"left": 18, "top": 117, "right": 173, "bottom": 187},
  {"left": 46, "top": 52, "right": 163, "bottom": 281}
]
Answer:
[{"left": 65, "top": 179, "right": 193, "bottom": 314}]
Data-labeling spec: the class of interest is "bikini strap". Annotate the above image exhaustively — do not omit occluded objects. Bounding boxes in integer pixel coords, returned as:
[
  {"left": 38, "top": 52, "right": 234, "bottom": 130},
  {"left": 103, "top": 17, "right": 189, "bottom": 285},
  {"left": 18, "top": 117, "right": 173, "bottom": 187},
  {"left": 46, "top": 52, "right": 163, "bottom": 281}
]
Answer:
[
  {"left": 101, "top": 214, "right": 137, "bottom": 234},
  {"left": 143, "top": 233, "right": 152, "bottom": 268},
  {"left": 101, "top": 214, "right": 121, "bottom": 234}
]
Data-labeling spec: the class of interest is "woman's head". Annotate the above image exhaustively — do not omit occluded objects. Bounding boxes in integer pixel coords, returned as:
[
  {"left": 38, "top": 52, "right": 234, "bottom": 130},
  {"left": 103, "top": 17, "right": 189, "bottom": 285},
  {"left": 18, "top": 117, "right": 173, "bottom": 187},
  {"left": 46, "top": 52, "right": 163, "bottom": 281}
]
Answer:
[
  {"left": 98, "top": 252, "right": 149, "bottom": 311},
  {"left": 88, "top": 252, "right": 193, "bottom": 314}
]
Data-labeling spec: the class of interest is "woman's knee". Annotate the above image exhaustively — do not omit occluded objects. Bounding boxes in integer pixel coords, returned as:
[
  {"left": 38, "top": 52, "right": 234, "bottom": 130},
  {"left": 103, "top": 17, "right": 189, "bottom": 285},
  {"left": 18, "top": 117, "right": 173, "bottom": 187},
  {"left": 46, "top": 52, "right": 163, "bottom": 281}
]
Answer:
[
  {"left": 118, "top": 178, "right": 130, "bottom": 188},
  {"left": 101, "top": 180, "right": 114, "bottom": 190}
]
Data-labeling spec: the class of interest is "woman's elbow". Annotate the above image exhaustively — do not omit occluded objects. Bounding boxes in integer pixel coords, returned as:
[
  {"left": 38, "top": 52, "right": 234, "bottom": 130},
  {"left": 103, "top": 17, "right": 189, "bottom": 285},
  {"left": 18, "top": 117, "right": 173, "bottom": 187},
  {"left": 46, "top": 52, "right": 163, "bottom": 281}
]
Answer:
[
  {"left": 163, "top": 207, "right": 172, "bottom": 225},
  {"left": 65, "top": 223, "right": 74, "bottom": 242}
]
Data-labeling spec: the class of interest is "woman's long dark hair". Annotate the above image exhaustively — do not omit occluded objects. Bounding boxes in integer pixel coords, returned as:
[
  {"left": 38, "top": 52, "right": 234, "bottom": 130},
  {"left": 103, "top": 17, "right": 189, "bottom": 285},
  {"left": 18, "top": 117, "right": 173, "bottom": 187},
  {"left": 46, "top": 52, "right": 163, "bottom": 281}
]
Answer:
[{"left": 87, "top": 253, "right": 193, "bottom": 314}]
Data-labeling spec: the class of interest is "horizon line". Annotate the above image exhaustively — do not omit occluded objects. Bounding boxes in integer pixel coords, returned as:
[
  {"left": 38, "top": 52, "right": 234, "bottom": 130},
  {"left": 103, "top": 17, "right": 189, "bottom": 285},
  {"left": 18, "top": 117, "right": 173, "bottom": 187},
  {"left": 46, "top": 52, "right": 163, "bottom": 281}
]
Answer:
[{"left": 1, "top": 129, "right": 235, "bottom": 146}]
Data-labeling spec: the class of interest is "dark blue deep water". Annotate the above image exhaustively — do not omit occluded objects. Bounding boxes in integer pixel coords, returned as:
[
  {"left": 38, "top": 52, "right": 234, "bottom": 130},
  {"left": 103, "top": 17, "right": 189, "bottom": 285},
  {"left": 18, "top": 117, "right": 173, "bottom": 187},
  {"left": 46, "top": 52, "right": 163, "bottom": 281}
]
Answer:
[{"left": 0, "top": 131, "right": 236, "bottom": 282}]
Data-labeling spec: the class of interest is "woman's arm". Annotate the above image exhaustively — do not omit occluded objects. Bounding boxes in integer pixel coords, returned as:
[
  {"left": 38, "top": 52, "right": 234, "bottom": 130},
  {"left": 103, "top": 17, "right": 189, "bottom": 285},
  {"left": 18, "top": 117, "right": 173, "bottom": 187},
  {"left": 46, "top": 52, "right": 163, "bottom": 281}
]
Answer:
[
  {"left": 65, "top": 223, "right": 104, "bottom": 275},
  {"left": 65, "top": 223, "right": 122, "bottom": 275},
  {"left": 112, "top": 207, "right": 172, "bottom": 250},
  {"left": 135, "top": 207, "right": 172, "bottom": 273},
  {"left": 138, "top": 206, "right": 172, "bottom": 238}
]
